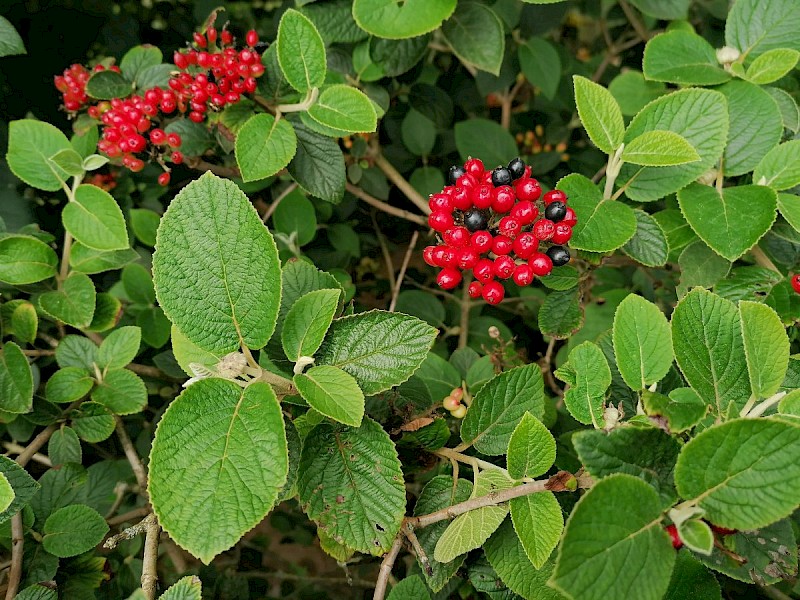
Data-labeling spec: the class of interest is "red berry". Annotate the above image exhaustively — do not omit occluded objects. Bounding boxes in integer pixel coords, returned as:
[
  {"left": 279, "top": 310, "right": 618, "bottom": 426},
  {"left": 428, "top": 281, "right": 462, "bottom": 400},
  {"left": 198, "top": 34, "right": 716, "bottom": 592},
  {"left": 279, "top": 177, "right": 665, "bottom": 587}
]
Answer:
[
  {"left": 452, "top": 187, "right": 472, "bottom": 211},
  {"left": 492, "top": 186, "right": 516, "bottom": 213},
  {"left": 709, "top": 524, "right": 737, "bottom": 536},
  {"left": 166, "top": 132, "right": 182, "bottom": 147},
  {"left": 439, "top": 247, "right": 458, "bottom": 267},
  {"left": 429, "top": 193, "right": 452, "bottom": 212},
  {"left": 529, "top": 253, "right": 553, "bottom": 276},
  {"left": 470, "top": 231, "right": 493, "bottom": 254},
  {"left": 544, "top": 189, "right": 568, "bottom": 205},
  {"left": 429, "top": 211, "right": 454, "bottom": 232},
  {"left": 665, "top": 525, "right": 683, "bottom": 549},
  {"left": 171, "top": 151, "right": 184, "bottom": 164},
  {"left": 510, "top": 201, "right": 538, "bottom": 225},
  {"left": 499, "top": 217, "right": 521, "bottom": 240},
  {"left": 533, "top": 219, "right": 555, "bottom": 241},
  {"left": 468, "top": 281, "right": 483, "bottom": 299},
  {"left": 464, "top": 157, "right": 484, "bottom": 176},
  {"left": 193, "top": 32, "right": 207, "bottom": 48},
  {"left": 250, "top": 62, "right": 265, "bottom": 78},
  {"left": 220, "top": 29, "right": 233, "bottom": 46},
  {"left": 513, "top": 233, "right": 538, "bottom": 259},
  {"left": 493, "top": 255, "right": 516, "bottom": 279},
  {"left": 473, "top": 259, "right": 494, "bottom": 283},
  {"left": 512, "top": 264, "right": 535, "bottom": 286},
  {"left": 491, "top": 235, "right": 513, "bottom": 256},
  {"left": 174, "top": 52, "right": 189, "bottom": 70},
  {"left": 158, "top": 172, "right": 171, "bottom": 186},
  {"left": 472, "top": 184, "right": 494, "bottom": 210},
  {"left": 246, "top": 30, "right": 259, "bottom": 47},
  {"left": 482, "top": 281, "right": 505, "bottom": 305},
  {"left": 443, "top": 226, "right": 470, "bottom": 248},
  {"left": 562, "top": 207, "right": 578, "bottom": 227},
  {"left": 457, "top": 247, "right": 480, "bottom": 270},
  {"left": 437, "top": 268, "right": 462, "bottom": 290},
  {"left": 206, "top": 27, "right": 217, "bottom": 43},
  {"left": 457, "top": 173, "right": 479, "bottom": 189},
  {"left": 189, "top": 111, "right": 205, "bottom": 123},
  {"left": 432, "top": 247, "right": 449, "bottom": 267},
  {"left": 515, "top": 178, "right": 542, "bottom": 202},
  {"left": 149, "top": 128, "right": 166, "bottom": 145},
  {"left": 552, "top": 223, "right": 573, "bottom": 244},
  {"left": 791, "top": 274, "right": 800, "bottom": 294},
  {"left": 423, "top": 246, "right": 437, "bottom": 266}
]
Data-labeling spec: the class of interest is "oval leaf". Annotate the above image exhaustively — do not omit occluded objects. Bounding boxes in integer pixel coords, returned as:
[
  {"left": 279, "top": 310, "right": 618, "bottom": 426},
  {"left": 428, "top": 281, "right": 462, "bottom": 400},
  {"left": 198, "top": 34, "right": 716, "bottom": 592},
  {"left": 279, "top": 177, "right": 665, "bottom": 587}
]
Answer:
[
  {"left": 294, "top": 365, "right": 364, "bottom": 427},
  {"left": 572, "top": 75, "right": 624, "bottom": 155},
  {"left": 0, "top": 235, "right": 58, "bottom": 285},
  {"left": 43, "top": 504, "right": 109, "bottom": 558},
  {"left": 235, "top": 114, "right": 298, "bottom": 183},
  {"left": 306, "top": 85, "right": 377, "bottom": 134},
  {"left": 739, "top": 301, "right": 788, "bottom": 400},
  {"left": 62, "top": 184, "right": 129, "bottom": 251},
  {"left": 621, "top": 130, "right": 700, "bottom": 167},
  {"left": 352, "top": 0, "right": 456, "bottom": 39},
  {"left": 277, "top": 9, "right": 327, "bottom": 93},
  {"left": 612, "top": 294, "right": 673, "bottom": 390},
  {"left": 282, "top": 289, "right": 341, "bottom": 362}
]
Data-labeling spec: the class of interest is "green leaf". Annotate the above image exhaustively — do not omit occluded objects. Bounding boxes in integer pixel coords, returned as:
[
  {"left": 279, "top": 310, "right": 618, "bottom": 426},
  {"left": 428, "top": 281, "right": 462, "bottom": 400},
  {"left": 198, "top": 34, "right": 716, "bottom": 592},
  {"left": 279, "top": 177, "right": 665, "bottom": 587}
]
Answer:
[
  {"left": 511, "top": 492, "right": 563, "bottom": 569},
  {"left": 622, "top": 209, "right": 669, "bottom": 267},
  {"left": 777, "top": 193, "right": 800, "bottom": 234},
  {"left": 387, "top": 575, "right": 430, "bottom": 600},
  {"left": 642, "top": 388, "right": 708, "bottom": 434},
  {"left": 71, "top": 402, "right": 115, "bottom": 443},
  {"left": 272, "top": 188, "right": 317, "bottom": 246},
  {"left": 665, "top": 550, "right": 722, "bottom": 600},
  {"left": 557, "top": 173, "right": 637, "bottom": 252},
  {"left": 294, "top": 365, "right": 364, "bottom": 426},
  {"left": 39, "top": 272, "right": 96, "bottom": 328},
  {"left": 519, "top": 37, "right": 561, "bottom": 100},
  {"left": 609, "top": 70, "right": 667, "bottom": 117},
  {"left": 150, "top": 379, "right": 287, "bottom": 563},
  {"left": 671, "top": 288, "right": 750, "bottom": 414},
  {"left": 159, "top": 576, "right": 202, "bottom": 600},
  {"left": 675, "top": 418, "right": 800, "bottom": 530},
  {"left": 306, "top": 85, "right": 377, "bottom": 134},
  {"left": 753, "top": 140, "right": 800, "bottom": 191},
  {"left": 316, "top": 310, "right": 437, "bottom": 395},
  {"left": 136, "top": 63, "right": 174, "bottom": 90},
  {"left": 70, "top": 244, "right": 138, "bottom": 275},
  {"left": 122, "top": 263, "right": 155, "bottom": 305},
  {"left": 460, "top": 364, "right": 545, "bottom": 455},
  {"left": 49, "top": 148, "right": 85, "bottom": 177},
  {"left": 677, "top": 519, "right": 714, "bottom": 555},
  {"left": 434, "top": 469, "right": 513, "bottom": 563},
  {"left": 572, "top": 75, "right": 624, "bottom": 155},
  {"left": 369, "top": 35, "right": 431, "bottom": 77},
  {"left": 0, "top": 16, "right": 26, "bottom": 56},
  {"left": 612, "top": 294, "right": 673, "bottom": 390},
  {"left": 297, "top": 417, "right": 405, "bottom": 555},
  {"left": 678, "top": 183, "right": 777, "bottom": 261},
  {"left": 621, "top": 131, "right": 700, "bottom": 167},
  {"left": 726, "top": 0, "right": 800, "bottom": 59},
  {"left": 43, "top": 504, "right": 109, "bottom": 558},
  {"left": 85, "top": 70, "right": 134, "bottom": 100},
  {"left": 97, "top": 326, "right": 141, "bottom": 370},
  {"left": 454, "top": 118, "right": 518, "bottom": 168},
  {"left": 677, "top": 241, "right": 731, "bottom": 295},
  {"left": 745, "top": 48, "right": 800, "bottom": 84},
  {"left": 153, "top": 173, "right": 281, "bottom": 354},
  {"left": 120, "top": 45, "right": 162, "bottom": 82},
  {"left": 554, "top": 342, "right": 609, "bottom": 428},
  {"left": 282, "top": 289, "right": 340, "bottom": 362},
  {"left": 0, "top": 455, "right": 39, "bottom": 525},
  {"left": 394, "top": 291, "right": 446, "bottom": 327},
  {"left": 16, "top": 586, "right": 57, "bottom": 600},
  {"left": 48, "top": 426, "right": 82, "bottom": 465},
  {"left": 642, "top": 31, "right": 730, "bottom": 85},
  {"left": 550, "top": 474, "right": 675, "bottom": 600},
  {"left": 618, "top": 89, "right": 728, "bottom": 202},
  {"left": 0, "top": 235, "right": 58, "bottom": 284},
  {"left": 766, "top": 87, "right": 800, "bottom": 134},
  {"left": 401, "top": 109, "right": 436, "bottom": 157},
  {"left": 56, "top": 335, "right": 97, "bottom": 370},
  {"left": 129, "top": 209, "right": 160, "bottom": 247},
  {"left": 11, "top": 301, "right": 38, "bottom": 344},
  {"left": 91, "top": 368, "right": 147, "bottom": 415},
  {"left": 46, "top": 368, "right": 94, "bottom": 405},
  {"left": 538, "top": 288, "right": 584, "bottom": 339},
  {"left": 62, "top": 184, "right": 128, "bottom": 251},
  {"left": 627, "top": 0, "right": 689, "bottom": 19},
  {"left": 235, "top": 113, "right": 298, "bottom": 182},
  {"left": 718, "top": 80, "right": 782, "bottom": 177},
  {"left": 507, "top": 412, "right": 555, "bottom": 479},
  {"left": 286, "top": 120, "right": 346, "bottom": 203},
  {"left": 573, "top": 428, "right": 680, "bottom": 508},
  {"left": 352, "top": 0, "right": 456, "bottom": 39},
  {"left": 277, "top": 9, "right": 327, "bottom": 93},
  {"left": 7, "top": 119, "right": 72, "bottom": 191},
  {"left": 441, "top": 2, "right": 505, "bottom": 75},
  {"left": 740, "top": 301, "right": 788, "bottom": 400},
  {"left": 164, "top": 119, "right": 214, "bottom": 157},
  {"left": 484, "top": 519, "right": 565, "bottom": 600}
]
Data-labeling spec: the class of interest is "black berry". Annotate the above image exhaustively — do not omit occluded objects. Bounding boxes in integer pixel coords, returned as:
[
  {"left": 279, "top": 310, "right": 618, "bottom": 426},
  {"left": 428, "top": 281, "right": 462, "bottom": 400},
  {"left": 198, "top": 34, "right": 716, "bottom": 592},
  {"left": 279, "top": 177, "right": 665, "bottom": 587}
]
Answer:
[
  {"left": 491, "top": 167, "right": 512, "bottom": 187},
  {"left": 544, "top": 201, "right": 567, "bottom": 222},
  {"left": 464, "top": 209, "right": 489, "bottom": 232},
  {"left": 448, "top": 165, "right": 466, "bottom": 185},
  {"left": 546, "top": 246, "right": 570, "bottom": 266},
  {"left": 507, "top": 157, "right": 526, "bottom": 180}
]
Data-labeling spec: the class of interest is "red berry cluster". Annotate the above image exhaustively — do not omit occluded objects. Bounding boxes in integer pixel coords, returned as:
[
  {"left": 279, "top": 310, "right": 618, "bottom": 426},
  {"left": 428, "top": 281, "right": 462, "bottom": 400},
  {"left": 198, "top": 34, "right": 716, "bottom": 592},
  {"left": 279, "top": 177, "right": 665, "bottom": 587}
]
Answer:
[
  {"left": 423, "top": 157, "right": 577, "bottom": 305},
  {"left": 55, "top": 64, "right": 120, "bottom": 112},
  {"left": 171, "top": 28, "right": 263, "bottom": 123}
]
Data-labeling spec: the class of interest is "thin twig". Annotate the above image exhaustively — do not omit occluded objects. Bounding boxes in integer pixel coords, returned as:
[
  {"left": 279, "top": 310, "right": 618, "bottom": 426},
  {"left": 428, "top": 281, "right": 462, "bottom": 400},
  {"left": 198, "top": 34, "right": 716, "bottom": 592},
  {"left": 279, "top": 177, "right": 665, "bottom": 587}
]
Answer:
[
  {"left": 403, "top": 521, "right": 432, "bottom": 576},
  {"left": 15, "top": 424, "right": 58, "bottom": 467},
  {"left": 262, "top": 182, "right": 298, "bottom": 224},
  {"left": 3, "top": 442, "right": 51, "bottom": 467},
  {"left": 6, "top": 515, "right": 23, "bottom": 600},
  {"left": 107, "top": 507, "right": 151, "bottom": 527},
  {"left": 388, "top": 231, "right": 419, "bottom": 312},
  {"left": 346, "top": 182, "right": 428, "bottom": 226},
  {"left": 243, "top": 571, "right": 376, "bottom": 588},
  {"left": 372, "top": 212, "right": 396, "bottom": 293},
  {"left": 141, "top": 514, "right": 161, "bottom": 600},
  {"left": 184, "top": 156, "right": 241, "bottom": 179},
  {"left": 500, "top": 79, "right": 525, "bottom": 130},
  {"left": 750, "top": 245, "right": 781, "bottom": 275},
  {"left": 59, "top": 232, "right": 73, "bottom": 283},
  {"left": 618, "top": 0, "right": 652, "bottom": 41},
  {"left": 104, "top": 513, "right": 153, "bottom": 549},
  {"left": 541, "top": 338, "right": 563, "bottom": 398},
  {"left": 126, "top": 363, "right": 177, "bottom": 381},
  {"left": 115, "top": 417, "right": 149, "bottom": 497},
  {"left": 373, "top": 534, "right": 404, "bottom": 600},
  {"left": 21, "top": 349, "right": 56, "bottom": 358},
  {"left": 373, "top": 154, "right": 431, "bottom": 215}
]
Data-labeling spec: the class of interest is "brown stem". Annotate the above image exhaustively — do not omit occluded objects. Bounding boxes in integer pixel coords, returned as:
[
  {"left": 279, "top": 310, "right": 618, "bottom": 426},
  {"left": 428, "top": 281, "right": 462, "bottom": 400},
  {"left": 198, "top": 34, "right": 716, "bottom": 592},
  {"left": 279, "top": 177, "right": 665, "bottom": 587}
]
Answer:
[
  {"left": 619, "top": 0, "right": 653, "bottom": 41},
  {"left": 243, "top": 571, "right": 376, "bottom": 588},
  {"left": 141, "top": 514, "right": 161, "bottom": 600},
  {"left": 373, "top": 154, "right": 431, "bottom": 215},
  {"left": 15, "top": 424, "right": 58, "bottom": 467},
  {"left": 185, "top": 156, "right": 241, "bottom": 179},
  {"left": 346, "top": 182, "right": 428, "bottom": 227},
  {"left": 750, "top": 245, "right": 781, "bottom": 275},
  {"left": 388, "top": 231, "right": 419, "bottom": 312},
  {"left": 373, "top": 534, "right": 404, "bottom": 600},
  {"left": 403, "top": 521, "right": 432, "bottom": 576},
  {"left": 126, "top": 363, "right": 178, "bottom": 381},
  {"left": 2, "top": 442, "right": 52, "bottom": 467},
  {"left": 500, "top": 79, "right": 525, "bottom": 130},
  {"left": 21, "top": 349, "right": 56, "bottom": 357},
  {"left": 115, "top": 417, "right": 149, "bottom": 497},
  {"left": 262, "top": 182, "right": 298, "bottom": 224},
  {"left": 5, "top": 515, "right": 24, "bottom": 600},
  {"left": 372, "top": 212, "right": 396, "bottom": 293},
  {"left": 107, "top": 507, "right": 151, "bottom": 527}
]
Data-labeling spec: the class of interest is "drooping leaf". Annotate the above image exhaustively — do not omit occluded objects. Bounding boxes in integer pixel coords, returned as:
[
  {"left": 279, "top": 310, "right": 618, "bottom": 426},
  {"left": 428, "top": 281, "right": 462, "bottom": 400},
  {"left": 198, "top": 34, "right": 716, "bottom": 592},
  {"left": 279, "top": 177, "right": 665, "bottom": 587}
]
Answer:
[
  {"left": 286, "top": 120, "right": 346, "bottom": 203},
  {"left": 0, "top": 455, "right": 40, "bottom": 525},
  {"left": 612, "top": 294, "right": 673, "bottom": 390},
  {"left": 572, "top": 75, "right": 624, "bottom": 155},
  {"left": 519, "top": 38, "right": 561, "bottom": 100},
  {"left": 306, "top": 85, "right": 377, "bottom": 134},
  {"left": 622, "top": 209, "right": 669, "bottom": 267},
  {"left": 281, "top": 289, "right": 340, "bottom": 362},
  {"left": 0, "top": 16, "right": 26, "bottom": 57},
  {"left": 507, "top": 412, "right": 556, "bottom": 480},
  {"left": 0, "top": 341, "right": 33, "bottom": 414},
  {"left": 739, "top": 301, "right": 788, "bottom": 400},
  {"left": 641, "top": 388, "right": 708, "bottom": 434},
  {"left": 510, "top": 492, "right": 563, "bottom": 569}
]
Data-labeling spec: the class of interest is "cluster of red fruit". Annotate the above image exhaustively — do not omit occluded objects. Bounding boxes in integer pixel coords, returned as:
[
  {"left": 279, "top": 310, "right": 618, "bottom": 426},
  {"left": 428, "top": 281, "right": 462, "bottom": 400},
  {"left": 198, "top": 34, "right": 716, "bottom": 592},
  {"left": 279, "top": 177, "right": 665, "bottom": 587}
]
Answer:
[
  {"left": 423, "top": 157, "right": 577, "bottom": 304},
  {"left": 171, "top": 28, "right": 263, "bottom": 123},
  {"left": 54, "top": 27, "right": 264, "bottom": 185}
]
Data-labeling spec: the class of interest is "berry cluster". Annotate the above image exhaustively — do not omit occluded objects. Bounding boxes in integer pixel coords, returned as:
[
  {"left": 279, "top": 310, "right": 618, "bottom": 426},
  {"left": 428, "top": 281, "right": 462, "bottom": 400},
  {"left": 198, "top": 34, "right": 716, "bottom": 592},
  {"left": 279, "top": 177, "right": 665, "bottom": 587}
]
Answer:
[
  {"left": 442, "top": 387, "right": 466, "bottom": 419},
  {"left": 423, "top": 157, "right": 577, "bottom": 304},
  {"left": 55, "top": 64, "right": 120, "bottom": 112},
  {"left": 170, "top": 28, "right": 263, "bottom": 123}
]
